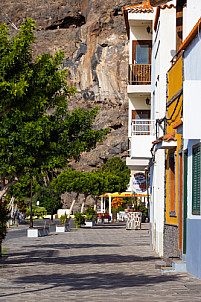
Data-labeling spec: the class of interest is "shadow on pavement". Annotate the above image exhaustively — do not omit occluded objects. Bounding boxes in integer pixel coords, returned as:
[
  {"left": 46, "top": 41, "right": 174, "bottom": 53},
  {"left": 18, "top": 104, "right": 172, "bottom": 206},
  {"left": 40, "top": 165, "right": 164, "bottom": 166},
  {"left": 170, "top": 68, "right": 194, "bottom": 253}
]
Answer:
[
  {"left": 4, "top": 250, "right": 161, "bottom": 266},
  {"left": 0, "top": 271, "right": 181, "bottom": 299},
  {"left": 22, "top": 243, "right": 120, "bottom": 249}
]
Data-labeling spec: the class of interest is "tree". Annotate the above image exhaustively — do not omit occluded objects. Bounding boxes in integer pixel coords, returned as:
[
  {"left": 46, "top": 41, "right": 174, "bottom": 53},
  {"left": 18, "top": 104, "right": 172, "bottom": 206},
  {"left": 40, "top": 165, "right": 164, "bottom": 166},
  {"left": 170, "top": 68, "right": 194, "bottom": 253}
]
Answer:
[
  {"left": 53, "top": 158, "right": 130, "bottom": 210},
  {"left": 0, "top": 19, "right": 108, "bottom": 252},
  {"left": 0, "top": 19, "right": 108, "bottom": 200},
  {"left": 97, "top": 157, "right": 130, "bottom": 192}
]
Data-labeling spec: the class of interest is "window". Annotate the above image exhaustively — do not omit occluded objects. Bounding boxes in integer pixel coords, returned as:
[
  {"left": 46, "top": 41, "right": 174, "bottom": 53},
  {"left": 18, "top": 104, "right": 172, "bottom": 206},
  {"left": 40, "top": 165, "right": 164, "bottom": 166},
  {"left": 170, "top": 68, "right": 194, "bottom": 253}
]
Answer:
[
  {"left": 192, "top": 144, "right": 201, "bottom": 215},
  {"left": 169, "top": 152, "right": 176, "bottom": 215}
]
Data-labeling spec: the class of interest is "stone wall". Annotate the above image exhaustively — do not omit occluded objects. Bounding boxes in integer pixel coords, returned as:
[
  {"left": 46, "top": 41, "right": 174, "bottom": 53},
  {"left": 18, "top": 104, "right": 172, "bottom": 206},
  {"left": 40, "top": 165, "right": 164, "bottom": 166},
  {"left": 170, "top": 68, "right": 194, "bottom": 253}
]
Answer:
[{"left": 163, "top": 223, "right": 179, "bottom": 264}]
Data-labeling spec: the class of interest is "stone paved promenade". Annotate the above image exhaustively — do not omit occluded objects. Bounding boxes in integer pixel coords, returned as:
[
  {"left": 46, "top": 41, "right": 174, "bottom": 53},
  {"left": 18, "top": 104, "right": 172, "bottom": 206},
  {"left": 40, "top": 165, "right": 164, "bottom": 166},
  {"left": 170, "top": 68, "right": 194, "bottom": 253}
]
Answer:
[{"left": 1, "top": 222, "right": 201, "bottom": 301}]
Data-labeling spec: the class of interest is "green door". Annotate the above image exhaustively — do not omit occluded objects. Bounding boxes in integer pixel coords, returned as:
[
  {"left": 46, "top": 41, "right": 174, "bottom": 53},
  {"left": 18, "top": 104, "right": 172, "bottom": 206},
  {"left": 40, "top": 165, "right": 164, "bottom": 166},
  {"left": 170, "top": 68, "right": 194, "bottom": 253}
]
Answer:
[{"left": 183, "top": 150, "right": 188, "bottom": 254}]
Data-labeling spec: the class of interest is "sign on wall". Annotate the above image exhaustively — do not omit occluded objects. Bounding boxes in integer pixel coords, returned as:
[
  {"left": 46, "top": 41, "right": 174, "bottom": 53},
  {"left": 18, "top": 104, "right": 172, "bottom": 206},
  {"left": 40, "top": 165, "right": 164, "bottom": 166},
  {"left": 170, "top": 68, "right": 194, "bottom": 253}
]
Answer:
[{"left": 131, "top": 173, "right": 146, "bottom": 194}]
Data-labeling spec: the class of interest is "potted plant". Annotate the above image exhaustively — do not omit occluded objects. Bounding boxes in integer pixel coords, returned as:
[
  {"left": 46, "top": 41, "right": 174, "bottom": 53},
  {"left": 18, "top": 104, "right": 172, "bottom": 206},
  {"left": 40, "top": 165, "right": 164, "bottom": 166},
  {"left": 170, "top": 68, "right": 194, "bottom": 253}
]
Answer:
[
  {"left": 56, "top": 213, "right": 70, "bottom": 232},
  {"left": 74, "top": 212, "right": 85, "bottom": 228},
  {"left": 139, "top": 205, "right": 148, "bottom": 223},
  {"left": 85, "top": 207, "right": 97, "bottom": 227},
  {"left": 111, "top": 198, "right": 123, "bottom": 222}
]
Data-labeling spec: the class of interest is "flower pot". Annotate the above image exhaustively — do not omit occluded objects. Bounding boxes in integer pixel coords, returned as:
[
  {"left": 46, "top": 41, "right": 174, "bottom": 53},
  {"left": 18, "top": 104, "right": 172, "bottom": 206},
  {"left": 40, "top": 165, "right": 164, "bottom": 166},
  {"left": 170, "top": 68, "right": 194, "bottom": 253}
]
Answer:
[
  {"left": 56, "top": 224, "right": 69, "bottom": 232},
  {"left": 85, "top": 220, "right": 95, "bottom": 227}
]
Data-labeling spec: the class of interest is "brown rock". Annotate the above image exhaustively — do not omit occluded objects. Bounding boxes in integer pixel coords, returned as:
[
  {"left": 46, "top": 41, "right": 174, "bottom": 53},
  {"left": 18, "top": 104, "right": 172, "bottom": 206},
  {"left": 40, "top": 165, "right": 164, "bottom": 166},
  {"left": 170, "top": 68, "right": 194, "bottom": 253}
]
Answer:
[{"left": 0, "top": 0, "right": 142, "bottom": 208}]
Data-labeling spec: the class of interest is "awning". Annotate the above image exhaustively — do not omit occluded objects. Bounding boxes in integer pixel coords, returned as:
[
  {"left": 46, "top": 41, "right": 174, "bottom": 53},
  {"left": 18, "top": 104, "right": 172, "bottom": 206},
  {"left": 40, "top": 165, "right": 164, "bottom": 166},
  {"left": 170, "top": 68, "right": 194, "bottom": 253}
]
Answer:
[{"left": 99, "top": 192, "right": 150, "bottom": 198}]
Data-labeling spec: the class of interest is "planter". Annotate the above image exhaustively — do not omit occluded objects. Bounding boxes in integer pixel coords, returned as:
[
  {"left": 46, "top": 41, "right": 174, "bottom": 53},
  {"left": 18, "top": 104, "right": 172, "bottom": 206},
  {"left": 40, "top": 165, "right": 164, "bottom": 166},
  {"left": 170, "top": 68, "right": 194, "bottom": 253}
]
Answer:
[
  {"left": 27, "top": 226, "right": 50, "bottom": 237},
  {"left": 141, "top": 214, "right": 146, "bottom": 223},
  {"left": 85, "top": 220, "right": 96, "bottom": 227},
  {"left": 56, "top": 224, "right": 69, "bottom": 232}
]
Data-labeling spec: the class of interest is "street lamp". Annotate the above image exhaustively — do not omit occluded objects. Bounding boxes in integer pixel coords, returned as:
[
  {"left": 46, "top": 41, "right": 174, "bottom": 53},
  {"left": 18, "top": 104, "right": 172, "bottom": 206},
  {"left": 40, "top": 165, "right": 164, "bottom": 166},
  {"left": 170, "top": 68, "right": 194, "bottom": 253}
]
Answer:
[
  {"left": 30, "top": 178, "right": 33, "bottom": 228},
  {"left": 51, "top": 171, "right": 54, "bottom": 222}
]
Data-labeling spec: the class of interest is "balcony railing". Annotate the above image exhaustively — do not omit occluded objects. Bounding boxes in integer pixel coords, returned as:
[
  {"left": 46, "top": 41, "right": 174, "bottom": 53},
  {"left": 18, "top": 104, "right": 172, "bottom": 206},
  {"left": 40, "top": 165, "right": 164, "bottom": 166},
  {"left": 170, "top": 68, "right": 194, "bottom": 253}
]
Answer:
[
  {"left": 128, "top": 64, "right": 151, "bottom": 85},
  {"left": 131, "top": 119, "right": 155, "bottom": 135}
]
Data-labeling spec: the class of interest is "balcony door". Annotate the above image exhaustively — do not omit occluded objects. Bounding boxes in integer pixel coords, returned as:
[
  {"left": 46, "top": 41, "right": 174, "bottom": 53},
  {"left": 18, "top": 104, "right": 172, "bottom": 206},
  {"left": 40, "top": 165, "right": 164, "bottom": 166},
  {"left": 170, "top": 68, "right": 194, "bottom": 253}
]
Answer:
[
  {"left": 131, "top": 41, "right": 152, "bottom": 84},
  {"left": 132, "top": 110, "right": 150, "bottom": 135},
  {"left": 132, "top": 40, "right": 152, "bottom": 64}
]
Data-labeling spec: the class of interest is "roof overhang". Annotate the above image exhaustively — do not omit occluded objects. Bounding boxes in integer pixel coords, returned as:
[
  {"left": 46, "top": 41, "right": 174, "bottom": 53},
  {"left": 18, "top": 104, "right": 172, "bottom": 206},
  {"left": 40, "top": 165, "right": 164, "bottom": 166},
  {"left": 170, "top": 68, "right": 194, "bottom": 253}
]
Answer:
[{"left": 155, "top": 140, "right": 177, "bottom": 150}]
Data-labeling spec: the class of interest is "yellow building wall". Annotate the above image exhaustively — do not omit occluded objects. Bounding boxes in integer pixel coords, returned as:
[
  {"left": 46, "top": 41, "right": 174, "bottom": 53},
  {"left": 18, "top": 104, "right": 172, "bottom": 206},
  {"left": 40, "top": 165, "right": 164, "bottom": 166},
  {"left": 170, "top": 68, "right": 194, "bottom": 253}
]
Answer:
[{"left": 166, "top": 55, "right": 183, "bottom": 225}]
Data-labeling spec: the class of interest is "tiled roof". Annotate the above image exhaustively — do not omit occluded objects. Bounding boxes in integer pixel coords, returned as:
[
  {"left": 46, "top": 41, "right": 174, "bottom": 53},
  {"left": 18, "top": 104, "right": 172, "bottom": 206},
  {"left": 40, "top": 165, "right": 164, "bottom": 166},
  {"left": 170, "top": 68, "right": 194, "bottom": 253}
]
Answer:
[
  {"left": 161, "top": 3, "right": 176, "bottom": 9},
  {"left": 171, "top": 119, "right": 183, "bottom": 129},
  {"left": 152, "top": 131, "right": 176, "bottom": 145},
  {"left": 123, "top": 1, "right": 154, "bottom": 13}
]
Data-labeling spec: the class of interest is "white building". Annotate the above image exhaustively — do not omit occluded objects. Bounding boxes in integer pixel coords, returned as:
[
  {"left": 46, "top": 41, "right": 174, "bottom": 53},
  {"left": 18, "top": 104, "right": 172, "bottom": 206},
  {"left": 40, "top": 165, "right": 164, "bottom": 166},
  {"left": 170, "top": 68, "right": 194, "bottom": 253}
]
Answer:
[
  {"left": 150, "top": 1, "right": 176, "bottom": 256},
  {"left": 123, "top": 1, "right": 154, "bottom": 203}
]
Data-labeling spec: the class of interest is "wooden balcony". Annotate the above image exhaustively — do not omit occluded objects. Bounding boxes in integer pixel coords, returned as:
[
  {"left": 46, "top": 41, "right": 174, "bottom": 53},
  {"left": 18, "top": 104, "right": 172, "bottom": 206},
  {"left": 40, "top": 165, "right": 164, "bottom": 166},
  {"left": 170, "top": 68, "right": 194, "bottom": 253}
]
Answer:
[{"left": 128, "top": 64, "right": 151, "bottom": 85}]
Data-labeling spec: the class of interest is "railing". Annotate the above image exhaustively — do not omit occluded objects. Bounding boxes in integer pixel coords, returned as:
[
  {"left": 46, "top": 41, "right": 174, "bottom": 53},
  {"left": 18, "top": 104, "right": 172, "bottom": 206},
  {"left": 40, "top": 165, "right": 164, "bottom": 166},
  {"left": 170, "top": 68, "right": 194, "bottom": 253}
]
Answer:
[
  {"left": 131, "top": 119, "right": 155, "bottom": 135},
  {"left": 128, "top": 64, "right": 151, "bottom": 85}
]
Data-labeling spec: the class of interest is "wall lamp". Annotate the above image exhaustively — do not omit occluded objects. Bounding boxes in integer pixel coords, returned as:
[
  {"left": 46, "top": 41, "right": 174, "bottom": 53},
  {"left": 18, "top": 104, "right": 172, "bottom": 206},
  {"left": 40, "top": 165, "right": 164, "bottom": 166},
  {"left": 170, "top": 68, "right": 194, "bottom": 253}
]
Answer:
[
  {"left": 146, "top": 25, "right": 152, "bottom": 34},
  {"left": 146, "top": 97, "right": 150, "bottom": 105}
]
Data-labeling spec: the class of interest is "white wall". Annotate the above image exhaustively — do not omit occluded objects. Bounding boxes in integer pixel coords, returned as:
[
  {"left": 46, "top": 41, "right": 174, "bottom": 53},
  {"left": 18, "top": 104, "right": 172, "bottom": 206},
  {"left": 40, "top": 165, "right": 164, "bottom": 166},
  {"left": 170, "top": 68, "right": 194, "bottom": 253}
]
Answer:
[
  {"left": 184, "top": 34, "right": 201, "bottom": 81},
  {"left": 150, "top": 6, "right": 176, "bottom": 257},
  {"left": 186, "top": 0, "right": 201, "bottom": 37},
  {"left": 131, "top": 135, "right": 154, "bottom": 159},
  {"left": 183, "top": 33, "right": 201, "bottom": 140},
  {"left": 183, "top": 81, "right": 201, "bottom": 139}
]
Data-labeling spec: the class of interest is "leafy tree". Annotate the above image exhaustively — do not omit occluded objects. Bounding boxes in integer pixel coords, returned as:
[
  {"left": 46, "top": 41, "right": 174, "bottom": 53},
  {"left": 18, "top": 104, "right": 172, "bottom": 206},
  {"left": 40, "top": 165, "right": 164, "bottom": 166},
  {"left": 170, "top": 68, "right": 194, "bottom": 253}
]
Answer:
[
  {"left": 0, "top": 200, "right": 9, "bottom": 251},
  {"left": 97, "top": 157, "right": 130, "bottom": 191},
  {"left": 53, "top": 158, "right": 130, "bottom": 210},
  {"left": 0, "top": 19, "right": 108, "bottom": 251},
  {"left": 8, "top": 174, "right": 40, "bottom": 205},
  {"left": 0, "top": 19, "right": 108, "bottom": 200},
  {"left": 37, "top": 185, "right": 61, "bottom": 215}
]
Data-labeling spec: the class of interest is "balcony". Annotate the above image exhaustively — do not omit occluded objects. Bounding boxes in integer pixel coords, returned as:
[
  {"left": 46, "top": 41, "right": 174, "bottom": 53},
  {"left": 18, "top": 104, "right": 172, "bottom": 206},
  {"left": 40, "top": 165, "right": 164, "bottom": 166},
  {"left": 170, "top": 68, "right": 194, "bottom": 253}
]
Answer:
[
  {"left": 127, "top": 119, "right": 155, "bottom": 170},
  {"left": 128, "top": 64, "right": 151, "bottom": 85},
  {"left": 131, "top": 119, "right": 155, "bottom": 136}
]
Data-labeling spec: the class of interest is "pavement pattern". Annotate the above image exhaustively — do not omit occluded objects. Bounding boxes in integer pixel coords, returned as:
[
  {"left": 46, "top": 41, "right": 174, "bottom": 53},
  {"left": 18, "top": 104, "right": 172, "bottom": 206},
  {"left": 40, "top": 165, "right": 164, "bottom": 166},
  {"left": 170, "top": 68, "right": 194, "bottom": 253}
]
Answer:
[{"left": 1, "top": 222, "right": 201, "bottom": 302}]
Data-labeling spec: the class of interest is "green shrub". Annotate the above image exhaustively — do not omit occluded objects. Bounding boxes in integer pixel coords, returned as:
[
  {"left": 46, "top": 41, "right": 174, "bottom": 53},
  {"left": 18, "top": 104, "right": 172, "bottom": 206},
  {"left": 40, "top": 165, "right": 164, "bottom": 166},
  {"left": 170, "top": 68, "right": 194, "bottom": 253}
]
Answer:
[
  {"left": 59, "top": 213, "right": 67, "bottom": 225},
  {"left": 0, "top": 200, "right": 9, "bottom": 240},
  {"left": 74, "top": 212, "right": 85, "bottom": 227},
  {"left": 85, "top": 206, "right": 97, "bottom": 221},
  {"left": 26, "top": 206, "right": 47, "bottom": 218},
  {"left": 139, "top": 205, "right": 148, "bottom": 217}
]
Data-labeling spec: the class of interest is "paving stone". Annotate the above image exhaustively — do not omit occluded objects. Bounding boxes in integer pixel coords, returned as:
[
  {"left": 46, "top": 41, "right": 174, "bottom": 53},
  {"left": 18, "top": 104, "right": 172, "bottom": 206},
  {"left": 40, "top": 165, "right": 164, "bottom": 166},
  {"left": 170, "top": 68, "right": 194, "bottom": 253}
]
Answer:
[{"left": 1, "top": 222, "right": 201, "bottom": 301}]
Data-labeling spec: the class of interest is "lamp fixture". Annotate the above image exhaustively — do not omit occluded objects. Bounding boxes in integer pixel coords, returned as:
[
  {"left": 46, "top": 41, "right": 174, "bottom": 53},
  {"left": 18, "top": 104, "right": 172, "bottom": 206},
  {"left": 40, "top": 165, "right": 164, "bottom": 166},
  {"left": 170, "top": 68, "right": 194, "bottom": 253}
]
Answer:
[
  {"left": 146, "top": 25, "right": 152, "bottom": 34},
  {"left": 146, "top": 97, "right": 150, "bottom": 105}
]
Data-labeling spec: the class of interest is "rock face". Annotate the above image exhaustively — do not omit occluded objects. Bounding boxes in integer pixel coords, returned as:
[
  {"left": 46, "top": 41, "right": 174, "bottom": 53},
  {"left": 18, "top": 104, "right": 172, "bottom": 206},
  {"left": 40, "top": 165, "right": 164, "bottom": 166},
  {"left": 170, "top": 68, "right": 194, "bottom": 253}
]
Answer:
[{"left": 0, "top": 0, "right": 141, "bottom": 208}]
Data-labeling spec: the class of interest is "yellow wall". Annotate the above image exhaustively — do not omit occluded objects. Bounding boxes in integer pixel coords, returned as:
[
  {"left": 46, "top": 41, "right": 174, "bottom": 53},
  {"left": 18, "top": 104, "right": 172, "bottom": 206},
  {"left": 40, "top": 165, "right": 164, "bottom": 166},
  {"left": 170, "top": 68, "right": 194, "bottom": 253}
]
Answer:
[{"left": 166, "top": 55, "right": 183, "bottom": 225}]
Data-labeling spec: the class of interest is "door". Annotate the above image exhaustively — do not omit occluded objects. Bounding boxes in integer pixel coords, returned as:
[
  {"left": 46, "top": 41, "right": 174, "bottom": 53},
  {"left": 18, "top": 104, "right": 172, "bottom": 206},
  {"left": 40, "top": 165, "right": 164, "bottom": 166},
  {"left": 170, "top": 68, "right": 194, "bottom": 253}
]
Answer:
[
  {"left": 132, "top": 110, "right": 150, "bottom": 135},
  {"left": 132, "top": 41, "right": 152, "bottom": 64},
  {"left": 179, "top": 152, "right": 183, "bottom": 251},
  {"left": 132, "top": 40, "right": 152, "bottom": 84},
  {"left": 183, "top": 150, "right": 188, "bottom": 254}
]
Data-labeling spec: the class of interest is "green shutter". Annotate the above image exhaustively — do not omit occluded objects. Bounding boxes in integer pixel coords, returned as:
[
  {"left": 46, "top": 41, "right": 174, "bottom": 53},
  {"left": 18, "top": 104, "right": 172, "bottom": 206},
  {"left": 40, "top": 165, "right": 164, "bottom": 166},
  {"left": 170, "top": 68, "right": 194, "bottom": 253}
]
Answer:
[
  {"left": 192, "top": 145, "right": 201, "bottom": 215},
  {"left": 183, "top": 150, "right": 188, "bottom": 254}
]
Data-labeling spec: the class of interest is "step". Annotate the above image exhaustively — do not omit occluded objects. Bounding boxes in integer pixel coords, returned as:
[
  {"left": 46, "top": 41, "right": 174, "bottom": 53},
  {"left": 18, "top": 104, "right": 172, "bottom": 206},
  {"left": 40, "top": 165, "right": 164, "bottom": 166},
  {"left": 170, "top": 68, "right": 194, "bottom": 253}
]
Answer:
[
  {"left": 172, "top": 260, "right": 187, "bottom": 272},
  {"left": 161, "top": 266, "right": 176, "bottom": 273}
]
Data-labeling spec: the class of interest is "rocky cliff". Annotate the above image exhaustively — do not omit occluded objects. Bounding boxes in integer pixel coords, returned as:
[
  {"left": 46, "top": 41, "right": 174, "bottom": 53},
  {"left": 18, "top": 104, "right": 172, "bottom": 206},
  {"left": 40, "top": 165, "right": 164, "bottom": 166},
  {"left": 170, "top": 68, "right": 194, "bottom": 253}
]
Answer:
[{"left": 0, "top": 0, "right": 141, "bottom": 208}]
